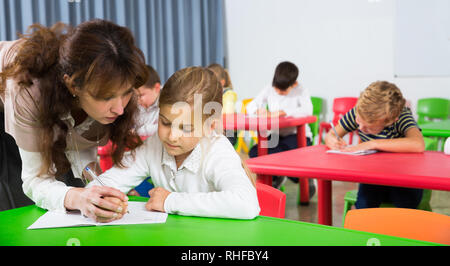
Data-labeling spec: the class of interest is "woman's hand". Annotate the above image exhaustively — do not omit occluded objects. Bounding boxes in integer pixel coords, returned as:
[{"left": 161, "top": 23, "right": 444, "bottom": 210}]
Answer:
[
  {"left": 64, "top": 186, "right": 128, "bottom": 223},
  {"left": 145, "top": 187, "right": 171, "bottom": 212}
]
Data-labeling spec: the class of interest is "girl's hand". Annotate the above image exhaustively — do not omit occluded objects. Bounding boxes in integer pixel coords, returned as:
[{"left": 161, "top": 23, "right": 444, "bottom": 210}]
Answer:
[
  {"left": 127, "top": 189, "right": 141, "bottom": 196},
  {"left": 64, "top": 186, "right": 128, "bottom": 223},
  {"left": 325, "top": 130, "right": 347, "bottom": 150},
  {"left": 145, "top": 187, "right": 171, "bottom": 212},
  {"left": 341, "top": 141, "right": 375, "bottom": 152}
]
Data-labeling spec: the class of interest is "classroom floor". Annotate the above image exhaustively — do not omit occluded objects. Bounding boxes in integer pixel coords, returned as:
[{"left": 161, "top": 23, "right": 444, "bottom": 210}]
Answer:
[{"left": 240, "top": 151, "right": 450, "bottom": 227}]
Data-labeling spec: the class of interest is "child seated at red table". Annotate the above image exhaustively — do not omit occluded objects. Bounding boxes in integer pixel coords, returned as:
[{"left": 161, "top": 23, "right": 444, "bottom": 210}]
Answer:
[
  {"left": 325, "top": 81, "right": 425, "bottom": 209},
  {"left": 246, "top": 61, "right": 314, "bottom": 193},
  {"left": 87, "top": 67, "right": 260, "bottom": 219}
]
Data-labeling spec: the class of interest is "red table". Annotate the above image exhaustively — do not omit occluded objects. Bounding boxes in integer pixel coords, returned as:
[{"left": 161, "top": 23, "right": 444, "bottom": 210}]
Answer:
[
  {"left": 246, "top": 145, "right": 450, "bottom": 225},
  {"left": 223, "top": 113, "right": 317, "bottom": 204}
]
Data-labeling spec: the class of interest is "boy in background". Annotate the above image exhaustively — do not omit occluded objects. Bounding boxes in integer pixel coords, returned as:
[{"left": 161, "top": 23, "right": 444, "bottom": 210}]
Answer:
[
  {"left": 247, "top": 61, "right": 315, "bottom": 195},
  {"left": 129, "top": 65, "right": 161, "bottom": 197},
  {"left": 325, "top": 81, "right": 425, "bottom": 209},
  {"left": 136, "top": 65, "right": 161, "bottom": 137}
]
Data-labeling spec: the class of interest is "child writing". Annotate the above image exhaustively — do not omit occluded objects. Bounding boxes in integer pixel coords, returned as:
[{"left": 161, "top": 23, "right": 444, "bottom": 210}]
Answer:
[
  {"left": 246, "top": 61, "right": 314, "bottom": 192},
  {"left": 87, "top": 67, "right": 260, "bottom": 219},
  {"left": 207, "top": 63, "right": 238, "bottom": 146},
  {"left": 325, "top": 81, "right": 425, "bottom": 209}
]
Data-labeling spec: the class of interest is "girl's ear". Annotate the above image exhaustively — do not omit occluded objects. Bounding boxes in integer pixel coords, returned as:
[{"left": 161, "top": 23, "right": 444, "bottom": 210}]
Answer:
[{"left": 204, "top": 118, "right": 221, "bottom": 138}]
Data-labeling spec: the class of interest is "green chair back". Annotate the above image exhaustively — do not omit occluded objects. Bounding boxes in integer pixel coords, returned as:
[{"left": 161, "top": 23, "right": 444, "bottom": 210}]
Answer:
[
  {"left": 417, "top": 98, "right": 450, "bottom": 125},
  {"left": 310, "top": 96, "right": 323, "bottom": 145}
]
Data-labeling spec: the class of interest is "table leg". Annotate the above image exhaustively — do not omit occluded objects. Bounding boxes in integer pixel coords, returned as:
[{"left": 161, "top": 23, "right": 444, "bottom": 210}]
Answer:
[
  {"left": 297, "top": 125, "right": 310, "bottom": 204},
  {"left": 256, "top": 133, "right": 272, "bottom": 186},
  {"left": 318, "top": 179, "right": 332, "bottom": 226}
]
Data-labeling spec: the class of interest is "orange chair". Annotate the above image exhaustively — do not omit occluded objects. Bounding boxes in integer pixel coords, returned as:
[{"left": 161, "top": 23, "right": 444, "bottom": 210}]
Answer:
[
  {"left": 344, "top": 208, "right": 450, "bottom": 245},
  {"left": 318, "top": 97, "right": 358, "bottom": 144},
  {"left": 256, "top": 182, "right": 286, "bottom": 218}
]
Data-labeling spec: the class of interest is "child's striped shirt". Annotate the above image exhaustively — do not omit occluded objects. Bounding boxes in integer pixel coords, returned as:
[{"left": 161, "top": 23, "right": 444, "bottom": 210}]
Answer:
[{"left": 339, "top": 107, "right": 420, "bottom": 142}]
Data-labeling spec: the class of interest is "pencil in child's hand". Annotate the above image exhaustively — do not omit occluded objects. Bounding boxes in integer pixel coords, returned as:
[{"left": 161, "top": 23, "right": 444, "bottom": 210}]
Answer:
[{"left": 330, "top": 121, "right": 341, "bottom": 141}]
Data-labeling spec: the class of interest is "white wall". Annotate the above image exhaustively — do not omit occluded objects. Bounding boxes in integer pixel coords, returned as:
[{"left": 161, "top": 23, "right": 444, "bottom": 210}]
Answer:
[{"left": 224, "top": 0, "right": 450, "bottom": 121}]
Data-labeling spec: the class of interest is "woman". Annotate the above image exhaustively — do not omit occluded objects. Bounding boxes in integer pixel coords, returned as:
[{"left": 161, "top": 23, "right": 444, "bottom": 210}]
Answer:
[{"left": 0, "top": 19, "right": 149, "bottom": 222}]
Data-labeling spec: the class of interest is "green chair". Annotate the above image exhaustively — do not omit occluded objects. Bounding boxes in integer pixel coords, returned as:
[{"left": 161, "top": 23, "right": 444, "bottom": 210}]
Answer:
[
  {"left": 417, "top": 98, "right": 450, "bottom": 125},
  {"left": 341, "top": 136, "right": 437, "bottom": 226},
  {"left": 310, "top": 97, "right": 323, "bottom": 145}
]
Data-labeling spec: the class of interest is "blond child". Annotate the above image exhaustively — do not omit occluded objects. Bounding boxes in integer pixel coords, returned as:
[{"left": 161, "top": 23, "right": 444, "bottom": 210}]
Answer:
[
  {"left": 325, "top": 81, "right": 425, "bottom": 209},
  {"left": 207, "top": 63, "right": 237, "bottom": 114},
  {"left": 207, "top": 63, "right": 238, "bottom": 146},
  {"left": 87, "top": 67, "right": 260, "bottom": 219}
]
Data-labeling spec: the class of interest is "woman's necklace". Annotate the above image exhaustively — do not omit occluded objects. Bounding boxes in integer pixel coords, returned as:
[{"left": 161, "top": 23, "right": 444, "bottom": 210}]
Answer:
[{"left": 68, "top": 118, "right": 100, "bottom": 186}]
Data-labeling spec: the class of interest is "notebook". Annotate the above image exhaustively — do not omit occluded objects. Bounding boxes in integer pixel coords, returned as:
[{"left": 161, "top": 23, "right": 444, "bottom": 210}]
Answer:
[
  {"left": 28, "top": 201, "right": 168, "bottom": 230},
  {"left": 326, "top": 149, "right": 378, "bottom": 156}
]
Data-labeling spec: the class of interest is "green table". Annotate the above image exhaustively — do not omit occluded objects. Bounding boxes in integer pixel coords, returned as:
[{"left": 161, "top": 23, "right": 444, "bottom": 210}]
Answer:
[
  {"left": 421, "top": 120, "right": 450, "bottom": 138},
  {"left": 0, "top": 197, "right": 442, "bottom": 246}
]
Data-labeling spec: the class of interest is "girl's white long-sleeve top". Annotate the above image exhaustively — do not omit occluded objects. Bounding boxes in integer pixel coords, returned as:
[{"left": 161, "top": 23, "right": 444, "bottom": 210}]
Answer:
[{"left": 86, "top": 134, "right": 261, "bottom": 220}]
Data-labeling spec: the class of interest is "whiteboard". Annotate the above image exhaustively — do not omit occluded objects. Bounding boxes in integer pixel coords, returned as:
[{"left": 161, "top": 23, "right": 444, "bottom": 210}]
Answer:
[{"left": 394, "top": 0, "right": 450, "bottom": 77}]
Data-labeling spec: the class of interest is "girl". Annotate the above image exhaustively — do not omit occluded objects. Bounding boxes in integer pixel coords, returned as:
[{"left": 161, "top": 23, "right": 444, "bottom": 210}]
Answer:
[
  {"left": 0, "top": 20, "right": 149, "bottom": 222},
  {"left": 207, "top": 63, "right": 238, "bottom": 146},
  {"left": 87, "top": 67, "right": 260, "bottom": 219}
]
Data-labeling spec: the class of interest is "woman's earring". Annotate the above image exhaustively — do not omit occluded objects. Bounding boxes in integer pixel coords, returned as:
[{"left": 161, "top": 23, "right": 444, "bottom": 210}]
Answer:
[{"left": 73, "top": 94, "right": 76, "bottom": 98}]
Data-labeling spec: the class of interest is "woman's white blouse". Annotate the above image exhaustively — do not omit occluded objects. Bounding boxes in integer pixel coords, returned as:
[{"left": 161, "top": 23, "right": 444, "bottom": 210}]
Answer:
[{"left": 87, "top": 134, "right": 261, "bottom": 220}]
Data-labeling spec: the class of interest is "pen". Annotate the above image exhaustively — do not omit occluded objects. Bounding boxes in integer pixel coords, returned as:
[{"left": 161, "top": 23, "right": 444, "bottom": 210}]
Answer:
[
  {"left": 85, "top": 166, "right": 106, "bottom": 186},
  {"left": 85, "top": 166, "right": 129, "bottom": 214},
  {"left": 330, "top": 121, "right": 342, "bottom": 141}
]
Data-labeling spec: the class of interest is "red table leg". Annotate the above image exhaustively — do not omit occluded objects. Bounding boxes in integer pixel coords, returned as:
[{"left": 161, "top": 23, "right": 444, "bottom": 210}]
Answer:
[
  {"left": 297, "top": 125, "right": 310, "bottom": 204},
  {"left": 317, "top": 179, "right": 332, "bottom": 226},
  {"left": 256, "top": 134, "right": 272, "bottom": 186}
]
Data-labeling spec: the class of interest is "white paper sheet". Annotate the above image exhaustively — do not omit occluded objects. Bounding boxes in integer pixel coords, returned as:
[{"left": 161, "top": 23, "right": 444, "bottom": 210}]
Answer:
[
  {"left": 326, "top": 149, "right": 378, "bottom": 156},
  {"left": 28, "top": 202, "right": 168, "bottom": 230}
]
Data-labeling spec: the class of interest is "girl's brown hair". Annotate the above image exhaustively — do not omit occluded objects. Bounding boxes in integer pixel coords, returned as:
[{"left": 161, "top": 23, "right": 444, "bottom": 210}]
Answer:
[
  {"left": 159, "top": 67, "right": 255, "bottom": 187},
  {"left": 160, "top": 66, "right": 222, "bottom": 106},
  {"left": 356, "top": 81, "right": 406, "bottom": 124},
  {"left": 207, "top": 63, "right": 233, "bottom": 89},
  {"left": 1, "top": 19, "right": 149, "bottom": 178}
]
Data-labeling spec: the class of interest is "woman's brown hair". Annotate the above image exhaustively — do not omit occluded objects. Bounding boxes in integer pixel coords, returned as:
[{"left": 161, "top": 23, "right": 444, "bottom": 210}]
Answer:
[{"left": 0, "top": 19, "right": 149, "bottom": 178}]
